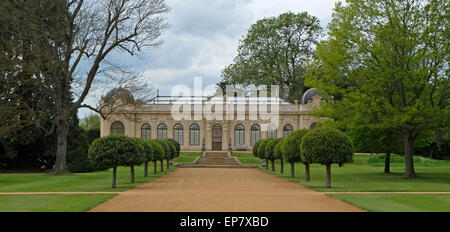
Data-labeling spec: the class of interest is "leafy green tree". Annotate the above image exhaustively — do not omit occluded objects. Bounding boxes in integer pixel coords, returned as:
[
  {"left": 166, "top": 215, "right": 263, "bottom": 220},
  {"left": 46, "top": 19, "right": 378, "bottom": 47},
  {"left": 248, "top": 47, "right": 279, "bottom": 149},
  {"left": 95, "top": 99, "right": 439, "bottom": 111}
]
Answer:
[
  {"left": 2, "top": 0, "right": 170, "bottom": 174},
  {"left": 164, "top": 139, "right": 177, "bottom": 169},
  {"left": 167, "top": 138, "right": 181, "bottom": 158},
  {"left": 148, "top": 140, "right": 164, "bottom": 174},
  {"left": 126, "top": 138, "right": 145, "bottom": 183},
  {"left": 220, "top": 12, "right": 322, "bottom": 102},
  {"left": 301, "top": 128, "right": 354, "bottom": 188},
  {"left": 282, "top": 129, "right": 309, "bottom": 179},
  {"left": 265, "top": 138, "right": 282, "bottom": 172},
  {"left": 79, "top": 114, "right": 100, "bottom": 131},
  {"left": 156, "top": 139, "right": 172, "bottom": 172},
  {"left": 252, "top": 140, "right": 262, "bottom": 157},
  {"left": 348, "top": 128, "right": 403, "bottom": 173},
  {"left": 258, "top": 139, "right": 270, "bottom": 170},
  {"left": 274, "top": 139, "right": 285, "bottom": 174},
  {"left": 308, "top": 0, "right": 449, "bottom": 178},
  {"left": 137, "top": 139, "right": 153, "bottom": 177},
  {"left": 88, "top": 135, "right": 138, "bottom": 188}
]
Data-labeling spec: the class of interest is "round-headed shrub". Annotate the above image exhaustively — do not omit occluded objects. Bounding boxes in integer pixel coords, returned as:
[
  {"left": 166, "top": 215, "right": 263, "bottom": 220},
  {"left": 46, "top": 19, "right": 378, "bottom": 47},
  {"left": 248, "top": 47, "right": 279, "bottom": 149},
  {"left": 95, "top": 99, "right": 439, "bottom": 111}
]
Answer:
[
  {"left": 148, "top": 140, "right": 164, "bottom": 173},
  {"left": 265, "top": 138, "right": 282, "bottom": 172},
  {"left": 274, "top": 139, "right": 284, "bottom": 160},
  {"left": 167, "top": 138, "right": 181, "bottom": 157},
  {"left": 281, "top": 129, "right": 309, "bottom": 178},
  {"left": 301, "top": 128, "right": 354, "bottom": 188},
  {"left": 126, "top": 138, "right": 146, "bottom": 183},
  {"left": 88, "top": 135, "right": 139, "bottom": 188},
  {"left": 164, "top": 139, "right": 177, "bottom": 160},
  {"left": 274, "top": 139, "right": 285, "bottom": 173},
  {"left": 252, "top": 140, "right": 262, "bottom": 157},
  {"left": 135, "top": 138, "right": 152, "bottom": 177},
  {"left": 281, "top": 129, "right": 309, "bottom": 163},
  {"left": 163, "top": 139, "right": 177, "bottom": 169},
  {"left": 156, "top": 139, "right": 172, "bottom": 160},
  {"left": 257, "top": 139, "right": 269, "bottom": 159},
  {"left": 265, "top": 138, "right": 281, "bottom": 161}
]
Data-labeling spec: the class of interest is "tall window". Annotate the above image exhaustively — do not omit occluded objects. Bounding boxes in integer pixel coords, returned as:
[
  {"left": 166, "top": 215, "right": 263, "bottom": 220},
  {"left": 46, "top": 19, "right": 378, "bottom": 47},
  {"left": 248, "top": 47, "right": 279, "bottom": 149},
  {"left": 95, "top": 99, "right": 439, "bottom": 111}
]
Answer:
[
  {"left": 250, "top": 124, "right": 261, "bottom": 145},
  {"left": 235, "top": 124, "right": 245, "bottom": 146},
  {"left": 310, "top": 122, "right": 317, "bottom": 129},
  {"left": 157, "top": 123, "right": 167, "bottom": 139},
  {"left": 173, "top": 124, "right": 184, "bottom": 145},
  {"left": 141, "top": 123, "right": 151, "bottom": 140},
  {"left": 267, "top": 124, "right": 277, "bottom": 139},
  {"left": 283, "top": 124, "right": 293, "bottom": 138},
  {"left": 190, "top": 124, "right": 200, "bottom": 146},
  {"left": 110, "top": 121, "right": 125, "bottom": 135}
]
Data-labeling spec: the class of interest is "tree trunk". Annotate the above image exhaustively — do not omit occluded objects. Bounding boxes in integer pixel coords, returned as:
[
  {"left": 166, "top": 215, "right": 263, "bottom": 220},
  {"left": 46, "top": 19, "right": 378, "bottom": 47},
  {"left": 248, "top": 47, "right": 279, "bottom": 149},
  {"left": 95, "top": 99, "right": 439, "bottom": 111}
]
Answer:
[
  {"left": 144, "top": 161, "right": 148, "bottom": 177},
  {"left": 271, "top": 160, "right": 275, "bottom": 172},
  {"left": 403, "top": 131, "right": 416, "bottom": 178},
  {"left": 290, "top": 162, "right": 295, "bottom": 178},
  {"left": 280, "top": 158, "right": 283, "bottom": 174},
  {"left": 160, "top": 160, "right": 164, "bottom": 172},
  {"left": 166, "top": 158, "right": 170, "bottom": 169},
  {"left": 53, "top": 119, "right": 68, "bottom": 174},
  {"left": 112, "top": 166, "right": 117, "bottom": 188},
  {"left": 265, "top": 159, "right": 269, "bottom": 170},
  {"left": 130, "top": 165, "right": 135, "bottom": 183},
  {"left": 384, "top": 152, "right": 391, "bottom": 173},
  {"left": 326, "top": 164, "right": 331, "bottom": 188},
  {"left": 153, "top": 160, "right": 157, "bottom": 174},
  {"left": 305, "top": 164, "right": 310, "bottom": 181}
]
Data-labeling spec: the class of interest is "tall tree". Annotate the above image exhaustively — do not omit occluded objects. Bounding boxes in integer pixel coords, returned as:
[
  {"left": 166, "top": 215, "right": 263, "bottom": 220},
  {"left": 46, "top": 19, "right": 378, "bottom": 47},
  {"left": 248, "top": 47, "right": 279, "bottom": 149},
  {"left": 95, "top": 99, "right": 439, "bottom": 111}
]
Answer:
[
  {"left": 3, "top": 0, "right": 170, "bottom": 173},
  {"left": 307, "top": 0, "right": 449, "bottom": 178},
  {"left": 220, "top": 12, "right": 322, "bottom": 102}
]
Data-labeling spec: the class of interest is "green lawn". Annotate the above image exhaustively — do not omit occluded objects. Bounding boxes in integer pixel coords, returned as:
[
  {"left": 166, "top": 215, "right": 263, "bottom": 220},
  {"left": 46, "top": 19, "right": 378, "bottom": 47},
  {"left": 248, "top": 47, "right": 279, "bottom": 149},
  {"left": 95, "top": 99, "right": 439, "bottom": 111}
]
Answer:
[
  {"left": 0, "top": 152, "right": 198, "bottom": 192},
  {"left": 233, "top": 152, "right": 450, "bottom": 212},
  {"left": 0, "top": 194, "right": 116, "bottom": 212},
  {"left": 331, "top": 194, "right": 450, "bottom": 212},
  {"left": 233, "top": 152, "right": 450, "bottom": 192}
]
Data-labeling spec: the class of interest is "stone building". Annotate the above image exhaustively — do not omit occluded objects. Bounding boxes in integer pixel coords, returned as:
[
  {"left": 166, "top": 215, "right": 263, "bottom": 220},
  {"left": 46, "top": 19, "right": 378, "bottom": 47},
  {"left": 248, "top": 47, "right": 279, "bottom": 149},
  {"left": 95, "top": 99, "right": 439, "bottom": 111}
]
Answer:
[{"left": 100, "top": 88, "right": 325, "bottom": 151}]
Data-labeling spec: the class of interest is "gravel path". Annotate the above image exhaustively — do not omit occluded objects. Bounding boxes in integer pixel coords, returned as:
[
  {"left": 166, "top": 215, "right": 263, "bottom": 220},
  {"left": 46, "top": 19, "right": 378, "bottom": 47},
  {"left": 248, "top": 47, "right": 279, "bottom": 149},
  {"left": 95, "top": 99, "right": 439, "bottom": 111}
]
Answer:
[{"left": 88, "top": 168, "right": 365, "bottom": 212}]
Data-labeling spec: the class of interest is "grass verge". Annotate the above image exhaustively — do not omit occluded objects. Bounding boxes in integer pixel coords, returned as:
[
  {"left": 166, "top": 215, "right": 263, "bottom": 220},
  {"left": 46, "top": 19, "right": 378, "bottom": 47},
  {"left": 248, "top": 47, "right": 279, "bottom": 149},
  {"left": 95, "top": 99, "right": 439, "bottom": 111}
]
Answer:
[
  {"left": 330, "top": 194, "right": 450, "bottom": 212},
  {"left": 0, "top": 194, "right": 116, "bottom": 212}
]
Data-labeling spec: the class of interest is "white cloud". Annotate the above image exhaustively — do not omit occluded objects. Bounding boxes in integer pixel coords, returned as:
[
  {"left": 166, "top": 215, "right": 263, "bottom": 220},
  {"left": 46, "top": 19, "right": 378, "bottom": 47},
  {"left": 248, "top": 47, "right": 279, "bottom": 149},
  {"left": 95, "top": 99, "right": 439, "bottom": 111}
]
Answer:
[{"left": 79, "top": 0, "right": 342, "bottom": 118}]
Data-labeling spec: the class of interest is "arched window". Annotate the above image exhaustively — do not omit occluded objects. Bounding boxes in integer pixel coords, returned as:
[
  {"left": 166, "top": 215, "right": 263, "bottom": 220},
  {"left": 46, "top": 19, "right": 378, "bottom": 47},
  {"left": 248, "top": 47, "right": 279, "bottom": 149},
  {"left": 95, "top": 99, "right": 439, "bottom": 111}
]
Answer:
[
  {"left": 190, "top": 124, "right": 200, "bottom": 146},
  {"left": 110, "top": 121, "right": 125, "bottom": 135},
  {"left": 235, "top": 124, "right": 245, "bottom": 146},
  {"left": 250, "top": 124, "right": 261, "bottom": 146},
  {"left": 283, "top": 124, "right": 293, "bottom": 138},
  {"left": 267, "top": 124, "right": 277, "bottom": 139},
  {"left": 173, "top": 124, "right": 184, "bottom": 145},
  {"left": 310, "top": 122, "right": 317, "bottom": 129},
  {"left": 157, "top": 123, "right": 167, "bottom": 139},
  {"left": 141, "top": 123, "right": 151, "bottom": 140}
]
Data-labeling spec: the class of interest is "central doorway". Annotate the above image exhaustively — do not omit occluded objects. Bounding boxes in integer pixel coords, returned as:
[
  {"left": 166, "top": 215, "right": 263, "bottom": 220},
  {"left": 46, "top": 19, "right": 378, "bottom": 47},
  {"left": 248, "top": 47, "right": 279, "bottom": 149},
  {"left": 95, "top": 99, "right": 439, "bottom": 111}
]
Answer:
[{"left": 212, "top": 124, "right": 222, "bottom": 151}]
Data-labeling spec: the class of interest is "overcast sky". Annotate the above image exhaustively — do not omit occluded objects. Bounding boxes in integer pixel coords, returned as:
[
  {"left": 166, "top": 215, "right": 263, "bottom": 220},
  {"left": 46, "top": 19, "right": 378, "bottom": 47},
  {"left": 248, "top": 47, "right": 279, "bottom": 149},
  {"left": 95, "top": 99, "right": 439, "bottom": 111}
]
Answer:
[{"left": 79, "top": 0, "right": 341, "bottom": 117}]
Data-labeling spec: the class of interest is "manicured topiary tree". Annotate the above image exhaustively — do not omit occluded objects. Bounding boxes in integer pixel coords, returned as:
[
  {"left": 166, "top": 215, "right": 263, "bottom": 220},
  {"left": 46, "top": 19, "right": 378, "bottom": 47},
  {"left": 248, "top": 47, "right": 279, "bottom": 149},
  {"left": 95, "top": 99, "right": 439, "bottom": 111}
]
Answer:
[
  {"left": 148, "top": 140, "right": 164, "bottom": 174},
  {"left": 137, "top": 139, "right": 153, "bottom": 177},
  {"left": 301, "top": 128, "right": 354, "bottom": 188},
  {"left": 265, "top": 138, "right": 282, "bottom": 172},
  {"left": 167, "top": 138, "right": 181, "bottom": 158},
  {"left": 258, "top": 139, "right": 270, "bottom": 169},
  {"left": 164, "top": 139, "right": 177, "bottom": 169},
  {"left": 252, "top": 140, "right": 262, "bottom": 157},
  {"left": 281, "top": 129, "right": 309, "bottom": 178},
  {"left": 274, "top": 139, "right": 284, "bottom": 174},
  {"left": 88, "top": 135, "right": 138, "bottom": 188},
  {"left": 156, "top": 139, "right": 171, "bottom": 171},
  {"left": 127, "top": 138, "right": 146, "bottom": 183}
]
